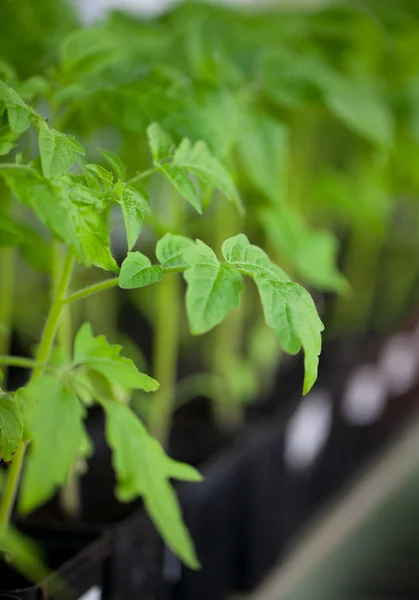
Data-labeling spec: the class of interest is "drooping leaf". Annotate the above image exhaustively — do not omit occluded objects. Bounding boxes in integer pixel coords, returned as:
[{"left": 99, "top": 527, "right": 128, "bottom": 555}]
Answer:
[
  {"left": 37, "top": 121, "right": 85, "bottom": 178},
  {"left": 147, "top": 122, "right": 175, "bottom": 162},
  {"left": 119, "top": 251, "right": 163, "bottom": 289},
  {"left": 0, "top": 394, "right": 23, "bottom": 462},
  {"left": 221, "top": 234, "right": 323, "bottom": 393},
  {"left": 19, "top": 376, "right": 85, "bottom": 513},
  {"left": 103, "top": 399, "right": 201, "bottom": 569},
  {"left": 155, "top": 233, "right": 195, "bottom": 271},
  {"left": 160, "top": 164, "right": 201, "bottom": 214},
  {"left": 255, "top": 278, "right": 323, "bottom": 394},
  {"left": 183, "top": 240, "right": 243, "bottom": 335},
  {"left": 172, "top": 138, "right": 240, "bottom": 207},
  {"left": 75, "top": 202, "right": 119, "bottom": 273},
  {"left": 73, "top": 323, "right": 159, "bottom": 392},
  {"left": 116, "top": 186, "right": 146, "bottom": 250}
]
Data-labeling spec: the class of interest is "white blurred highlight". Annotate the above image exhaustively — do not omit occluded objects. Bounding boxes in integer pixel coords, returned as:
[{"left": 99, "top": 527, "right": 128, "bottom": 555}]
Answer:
[
  {"left": 379, "top": 332, "right": 419, "bottom": 396},
  {"left": 284, "top": 390, "right": 333, "bottom": 471},
  {"left": 342, "top": 365, "right": 387, "bottom": 426}
]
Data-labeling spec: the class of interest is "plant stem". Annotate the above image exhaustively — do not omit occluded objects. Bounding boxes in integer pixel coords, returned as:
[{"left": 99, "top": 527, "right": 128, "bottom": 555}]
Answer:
[
  {"left": 0, "top": 248, "right": 75, "bottom": 527},
  {"left": 148, "top": 271, "right": 181, "bottom": 446},
  {"left": 53, "top": 245, "right": 78, "bottom": 517},
  {"left": 210, "top": 198, "right": 244, "bottom": 430},
  {"left": 0, "top": 442, "right": 27, "bottom": 525},
  {"left": 0, "top": 194, "right": 16, "bottom": 383},
  {"left": 53, "top": 244, "right": 72, "bottom": 360},
  {"left": 148, "top": 183, "right": 184, "bottom": 447},
  {"left": 64, "top": 277, "right": 119, "bottom": 305},
  {"left": 0, "top": 356, "right": 55, "bottom": 372}
]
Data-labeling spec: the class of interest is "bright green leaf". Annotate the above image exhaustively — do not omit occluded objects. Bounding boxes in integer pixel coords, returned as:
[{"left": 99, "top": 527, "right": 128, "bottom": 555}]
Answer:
[
  {"left": 74, "top": 323, "right": 159, "bottom": 392},
  {"left": 147, "top": 122, "right": 175, "bottom": 162},
  {"left": 0, "top": 166, "right": 80, "bottom": 251},
  {"left": 85, "top": 163, "right": 114, "bottom": 185},
  {"left": 19, "top": 376, "right": 85, "bottom": 513},
  {"left": 183, "top": 240, "right": 243, "bottom": 334},
  {"left": 155, "top": 233, "right": 195, "bottom": 271},
  {"left": 119, "top": 251, "right": 163, "bottom": 289},
  {"left": 99, "top": 149, "right": 127, "bottom": 180},
  {"left": 255, "top": 278, "right": 324, "bottom": 394},
  {"left": 38, "top": 122, "right": 85, "bottom": 178},
  {"left": 117, "top": 186, "right": 146, "bottom": 250},
  {"left": 222, "top": 233, "right": 289, "bottom": 281},
  {"left": 103, "top": 399, "right": 201, "bottom": 569},
  {"left": 173, "top": 138, "right": 240, "bottom": 208},
  {"left": 160, "top": 164, "right": 202, "bottom": 214},
  {"left": 0, "top": 394, "right": 23, "bottom": 462}
]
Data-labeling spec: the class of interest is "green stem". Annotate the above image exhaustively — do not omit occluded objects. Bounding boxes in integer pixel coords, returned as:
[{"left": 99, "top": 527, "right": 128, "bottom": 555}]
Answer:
[
  {"left": 147, "top": 182, "right": 185, "bottom": 447},
  {"left": 0, "top": 356, "right": 55, "bottom": 372},
  {"left": 210, "top": 198, "right": 244, "bottom": 430},
  {"left": 64, "top": 277, "right": 119, "bottom": 305},
  {"left": 128, "top": 167, "right": 158, "bottom": 185},
  {"left": 0, "top": 195, "right": 16, "bottom": 383},
  {"left": 148, "top": 271, "right": 181, "bottom": 446},
  {"left": 0, "top": 248, "right": 75, "bottom": 527},
  {"left": 0, "top": 442, "right": 27, "bottom": 525}
]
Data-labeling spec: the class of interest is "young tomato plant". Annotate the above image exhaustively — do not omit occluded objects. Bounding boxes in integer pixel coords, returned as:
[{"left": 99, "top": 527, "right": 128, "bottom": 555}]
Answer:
[{"left": 0, "top": 80, "right": 324, "bottom": 576}]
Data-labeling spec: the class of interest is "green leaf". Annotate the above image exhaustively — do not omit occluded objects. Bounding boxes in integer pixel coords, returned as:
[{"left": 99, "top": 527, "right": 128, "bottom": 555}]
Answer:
[
  {"left": 19, "top": 376, "right": 85, "bottom": 513},
  {"left": 0, "top": 394, "right": 23, "bottom": 462},
  {"left": 76, "top": 203, "right": 119, "bottom": 273},
  {"left": 0, "top": 166, "right": 80, "bottom": 251},
  {"left": 0, "top": 81, "right": 31, "bottom": 135},
  {"left": 160, "top": 164, "right": 202, "bottom": 214},
  {"left": 173, "top": 138, "right": 240, "bottom": 208},
  {"left": 222, "top": 233, "right": 289, "bottom": 281},
  {"left": 99, "top": 149, "right": 127, "bottom": 179},
  {"left": 0, "top": 212, "right": 25, "bottom": 247},
  {"left": 116, "top": 186, "right": 146, "bottom": 250},
  {"left": 74, "top": 323, "right": 159, "bottom": 392},
  {"left": 156, "top": 233, "right": 195, "bottom": 271},
  {"left": 147, "top": 122, "right": 175, "bottom": 162},
  {"left": 37, "top": 122, "right": 85, "bottom": 178},
  {"left": 103, "top": 399, "right": 201, "bottom": 569},
  {"left": 85, "top": 163, "right": 114, "bottom": 185},
  {"left": 321, "top": 74, "right": 394, "bottom": 147},
  {"left": 260, "top": 206, "right": 348, "bottom": 292},
  {"left": 238, "top": 111, "right": 289, "bottom": 203},
  {"left": 255, "top": 278, "right": 324, "bottom": 394},
  {"left": 119, "top": 252, "right": 163, "bottom": 289},
  {"left": 183, "top": 240, "right": 243, "bottom": 335}
]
